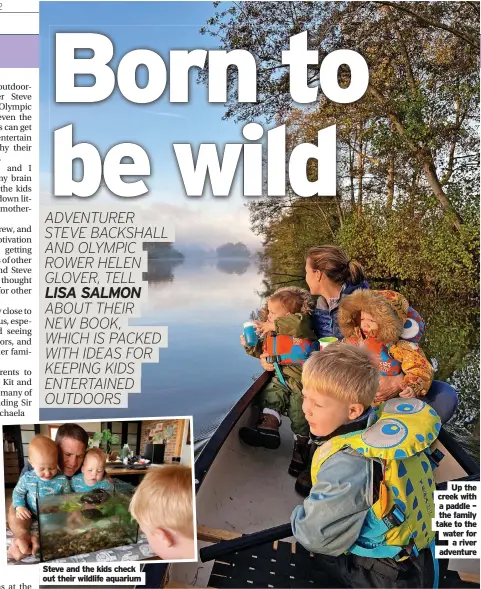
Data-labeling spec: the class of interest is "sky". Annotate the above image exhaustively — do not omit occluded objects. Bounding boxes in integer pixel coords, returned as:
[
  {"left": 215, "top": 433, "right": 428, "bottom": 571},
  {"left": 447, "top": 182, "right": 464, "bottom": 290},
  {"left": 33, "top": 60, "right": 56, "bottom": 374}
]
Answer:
[{"left": 40, "top": 1, "right": 264, "bottom": 251}]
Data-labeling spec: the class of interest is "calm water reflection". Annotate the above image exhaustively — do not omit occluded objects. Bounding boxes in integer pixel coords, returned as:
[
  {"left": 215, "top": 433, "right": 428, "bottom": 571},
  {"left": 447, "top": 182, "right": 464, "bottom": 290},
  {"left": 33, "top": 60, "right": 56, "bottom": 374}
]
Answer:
[
  {"left": 41, "top": 261, "right": 480, "bottom": 459},
  {"left": 41, "top": 258, "right": 265, "bottom": 437}
]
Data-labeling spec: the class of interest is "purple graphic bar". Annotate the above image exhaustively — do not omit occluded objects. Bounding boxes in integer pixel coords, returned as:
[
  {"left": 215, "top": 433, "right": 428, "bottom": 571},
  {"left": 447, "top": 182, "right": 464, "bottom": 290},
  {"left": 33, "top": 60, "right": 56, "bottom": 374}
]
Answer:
[{"left": 0, "top": 35, "right": 38, "bottom": 68}]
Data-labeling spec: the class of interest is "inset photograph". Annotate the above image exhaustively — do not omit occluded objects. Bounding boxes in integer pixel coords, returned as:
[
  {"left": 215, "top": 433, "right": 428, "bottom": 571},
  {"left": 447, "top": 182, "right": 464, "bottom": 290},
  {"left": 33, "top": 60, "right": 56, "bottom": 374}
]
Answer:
[{"left": 3, "top": 417, "right": 195, "bottom": 564}]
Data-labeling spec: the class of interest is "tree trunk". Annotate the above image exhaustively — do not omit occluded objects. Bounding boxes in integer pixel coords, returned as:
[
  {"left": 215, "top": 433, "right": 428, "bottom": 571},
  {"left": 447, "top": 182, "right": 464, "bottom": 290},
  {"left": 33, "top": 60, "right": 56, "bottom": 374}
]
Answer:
[
  {"left": 422, "top": 157, "right": 463, "bottom": 230},
  {"left": 348, "top": 142, "right": 355, "bottom": 209},
  {"left": 409, "top": 170, "right": 419, "bottom": 205},
  {"left": 356, "top": 131, "right": 364, "bottom": 214},
  {"left": 335, "top": 196, "right": 344, "bottom": 228},
  {"left": 386, "top": 156, "right": 395, "bottom": 212}
]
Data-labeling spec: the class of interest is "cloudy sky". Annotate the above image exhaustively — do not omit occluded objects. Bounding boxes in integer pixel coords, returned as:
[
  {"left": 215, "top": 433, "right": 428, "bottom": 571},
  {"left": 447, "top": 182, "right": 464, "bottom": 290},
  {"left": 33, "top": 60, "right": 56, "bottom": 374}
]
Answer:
[{"left": 40, "top": 1, "right": 264, "bottom": 251}]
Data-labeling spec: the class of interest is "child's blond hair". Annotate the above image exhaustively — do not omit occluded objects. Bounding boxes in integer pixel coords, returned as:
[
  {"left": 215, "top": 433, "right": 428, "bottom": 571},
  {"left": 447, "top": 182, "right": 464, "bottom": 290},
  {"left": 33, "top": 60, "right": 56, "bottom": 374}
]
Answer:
[
  {"left": 258, "top": 286, "right": 313, "bottom": 321},
  {"left": 28, "top": 435, "right": 58, "bottom": 462},
  {"left": 83, "top": 448, "right": 107, "bottom": 467},
  {"left": 302, "top": 343, "right": 378, "bottom": 408},
  {"left": 129, "top": 465, "right": 194, "bottom": 538}
]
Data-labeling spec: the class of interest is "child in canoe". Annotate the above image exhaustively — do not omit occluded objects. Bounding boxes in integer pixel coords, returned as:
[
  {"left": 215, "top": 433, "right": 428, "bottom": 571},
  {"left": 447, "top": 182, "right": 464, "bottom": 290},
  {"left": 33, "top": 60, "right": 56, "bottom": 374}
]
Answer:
[
  {"left": 239, "top": 286, "right": 319, "bottom": 478},
  {"left": 291, "top": 343, "right": 440, "bottom": 588},
  {"left": 338, "top": 290, "right": 433, "bottom": 403}
]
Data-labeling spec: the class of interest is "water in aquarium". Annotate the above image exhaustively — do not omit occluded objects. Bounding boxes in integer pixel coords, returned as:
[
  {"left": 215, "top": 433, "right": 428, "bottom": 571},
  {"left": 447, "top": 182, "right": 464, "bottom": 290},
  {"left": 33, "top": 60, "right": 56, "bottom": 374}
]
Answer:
[{"left": 37, "top": 485, "right": 138, "bottom": 561}]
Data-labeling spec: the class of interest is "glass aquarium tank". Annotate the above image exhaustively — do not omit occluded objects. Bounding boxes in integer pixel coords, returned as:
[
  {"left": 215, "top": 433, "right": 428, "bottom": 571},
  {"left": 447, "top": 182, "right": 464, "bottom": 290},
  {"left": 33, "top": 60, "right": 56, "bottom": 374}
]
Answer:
[{"left": 37, "top": 483, "right": 139, "bottom": 561}]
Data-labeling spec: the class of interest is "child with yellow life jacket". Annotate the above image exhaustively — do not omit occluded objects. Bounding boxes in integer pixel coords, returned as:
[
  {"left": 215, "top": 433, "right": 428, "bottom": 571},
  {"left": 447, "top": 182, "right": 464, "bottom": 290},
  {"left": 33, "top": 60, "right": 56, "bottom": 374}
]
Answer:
[
  {"left": 291, "top": 344, "right": 440, "bottom": 588},
  {"left": 239, "top": 287, "right": 319, "bottom": 478},
  {"left": 338, "top": 290, "right": 434, "bottom": 403}
]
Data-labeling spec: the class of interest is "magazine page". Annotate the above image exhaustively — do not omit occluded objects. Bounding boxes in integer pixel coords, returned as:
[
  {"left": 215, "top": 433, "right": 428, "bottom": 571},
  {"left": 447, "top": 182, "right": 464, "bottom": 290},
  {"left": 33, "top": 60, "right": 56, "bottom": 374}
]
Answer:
[
  {"left": 1, "top": 1, "right": 40, "bottom": 588},
  {"left": 0, "top": 1, "right": 479, "bottom": 588}
]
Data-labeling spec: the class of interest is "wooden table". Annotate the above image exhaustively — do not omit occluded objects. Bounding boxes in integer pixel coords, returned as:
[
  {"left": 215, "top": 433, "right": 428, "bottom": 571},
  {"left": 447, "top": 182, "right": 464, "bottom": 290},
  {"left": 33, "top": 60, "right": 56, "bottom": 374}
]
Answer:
[
  {"left": 106, "top": 465, "right": 150, "bottom": 487},
  {"left": 106, "top": 466, "right": 149, "bottom": 476}
]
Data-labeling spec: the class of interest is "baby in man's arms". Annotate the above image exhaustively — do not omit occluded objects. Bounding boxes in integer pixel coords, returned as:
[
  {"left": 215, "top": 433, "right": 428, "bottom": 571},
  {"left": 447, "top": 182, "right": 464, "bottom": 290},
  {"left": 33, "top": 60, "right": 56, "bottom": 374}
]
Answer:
[
  {"left": 13, "top": 435, "right": 70, "bottom": 519},
  {"left": 70, "top": 448, "right": 114, "bottom": 492}
]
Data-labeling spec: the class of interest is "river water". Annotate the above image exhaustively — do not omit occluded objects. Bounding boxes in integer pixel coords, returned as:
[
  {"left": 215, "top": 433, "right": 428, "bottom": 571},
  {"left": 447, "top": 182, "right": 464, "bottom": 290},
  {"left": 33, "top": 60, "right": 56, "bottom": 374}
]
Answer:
[{"left": 41, "top": 257, "right": 266, "bottom": 440}]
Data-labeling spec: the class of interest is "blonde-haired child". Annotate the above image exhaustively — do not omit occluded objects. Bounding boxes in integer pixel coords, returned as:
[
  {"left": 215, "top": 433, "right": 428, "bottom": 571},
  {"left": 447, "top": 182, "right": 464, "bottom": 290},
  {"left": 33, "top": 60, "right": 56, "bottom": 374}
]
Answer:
[
  {"left": 129, "top": 465, "right": 195, "bottom": 560},
  {"left": 13, "top": 435, "right": 70, "bottom": 519},
  {"left": 291, "top": 343, "right": 440, "bottom": 588},
  {"left": 240, "top": 286, "right": 319, "bottom": 479},
  {"left": 70, "top": 448, "right": 114, "bottom": 492}
]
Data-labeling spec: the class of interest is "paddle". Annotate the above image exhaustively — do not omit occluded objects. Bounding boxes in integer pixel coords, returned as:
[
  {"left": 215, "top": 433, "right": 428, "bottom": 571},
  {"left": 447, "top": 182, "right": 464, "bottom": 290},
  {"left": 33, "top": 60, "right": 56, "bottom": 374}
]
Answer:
[
  {"left": 199, "top": 473, "right": 479, "bottom": 563},
  {"left": 199, "top": 523, "right": 292, "bottom": 562}
]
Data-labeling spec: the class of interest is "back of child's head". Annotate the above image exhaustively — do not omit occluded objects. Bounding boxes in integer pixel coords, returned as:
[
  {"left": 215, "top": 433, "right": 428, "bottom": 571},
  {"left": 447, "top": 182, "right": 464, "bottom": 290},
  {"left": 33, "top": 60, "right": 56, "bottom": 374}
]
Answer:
[
  {"left": 269, "top": 286, "right": 313, "bottom": 315},
  {"left": 302, "top": 343, "right": 378, "bottom": 408},
  {"left": 29, "top": 435, "right": 58, "bottom": 461},
  {"left": 129, "top": 465, "right": 194, "bottom": 538}
]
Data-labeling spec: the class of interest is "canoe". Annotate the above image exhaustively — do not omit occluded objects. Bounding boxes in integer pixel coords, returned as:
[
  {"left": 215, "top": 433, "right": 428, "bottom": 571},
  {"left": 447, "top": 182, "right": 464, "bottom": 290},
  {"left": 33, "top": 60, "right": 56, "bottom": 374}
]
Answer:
[{"left": 139, "top": 373, "right": 480, "bottom": 588}]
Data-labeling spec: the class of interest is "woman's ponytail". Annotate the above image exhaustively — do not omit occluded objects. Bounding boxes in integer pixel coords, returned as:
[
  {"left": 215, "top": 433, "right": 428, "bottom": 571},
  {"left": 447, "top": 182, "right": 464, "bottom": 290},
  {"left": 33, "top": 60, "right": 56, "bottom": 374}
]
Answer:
[
  {"left": 347, "top": 258, "right": 366, "bottom": 286},
  {"left": 307, "top": 245, "right": 366, "bottom": 286}
]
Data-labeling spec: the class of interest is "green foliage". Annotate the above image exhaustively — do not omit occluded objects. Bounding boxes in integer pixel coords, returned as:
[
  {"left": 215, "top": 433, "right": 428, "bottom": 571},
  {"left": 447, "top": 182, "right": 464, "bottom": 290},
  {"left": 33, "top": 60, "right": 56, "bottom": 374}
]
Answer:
[
  {"left": 59, "top": 499, "right": 83, "bottom": 512},
  {"left": 335, "top": 205, "right": 479, "bottom": 293},
  {"left": 216, "top": 242, "right": 251, "bottom": 258},
  {"left": 204, "top": 0, "right": 479, "bottom": 269},
  {"left": 204, "top": 2, "right": 479, "bottom": 440},
  {"left": 98, "top": 497, "right": 135, "bottom": 527},
  {"left": 254, "top": 196, "right": 478, "bottom": 295},
  {"left": 89, "top": 430, "right": 120, "bottom": 452},
  {"left": 144, "top": 243, "right": 184, "bottom": 260}
]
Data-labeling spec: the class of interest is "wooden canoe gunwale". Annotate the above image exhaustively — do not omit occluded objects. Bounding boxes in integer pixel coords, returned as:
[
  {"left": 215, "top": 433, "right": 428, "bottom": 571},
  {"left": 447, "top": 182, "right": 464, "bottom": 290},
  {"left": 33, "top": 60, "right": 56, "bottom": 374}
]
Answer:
[{"left": 137, "top": 372, "right": 270, "bottom": 589}]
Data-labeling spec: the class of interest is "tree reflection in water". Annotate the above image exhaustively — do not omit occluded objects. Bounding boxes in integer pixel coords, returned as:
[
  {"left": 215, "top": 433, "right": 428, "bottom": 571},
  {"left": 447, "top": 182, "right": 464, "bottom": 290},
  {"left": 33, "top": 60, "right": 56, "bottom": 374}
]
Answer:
[
  {"left": 143, "top": 243, "right": 185, "bottom": 284},
  {"left": 216, "top": 258, "right": 251, "bottom": 275}
]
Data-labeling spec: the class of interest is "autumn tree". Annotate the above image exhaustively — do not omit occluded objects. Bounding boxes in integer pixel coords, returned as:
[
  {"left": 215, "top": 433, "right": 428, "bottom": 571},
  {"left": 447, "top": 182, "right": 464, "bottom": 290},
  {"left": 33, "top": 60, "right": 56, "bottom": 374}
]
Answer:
[
  {"left": 200, "top": 1, "right": 479, "bottom": 293},
  {"left": 201, "top": 1, "right": 479, "bottom": 229}
]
